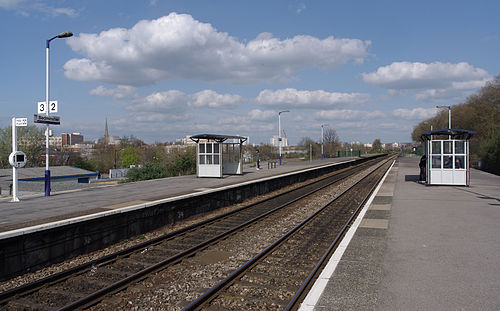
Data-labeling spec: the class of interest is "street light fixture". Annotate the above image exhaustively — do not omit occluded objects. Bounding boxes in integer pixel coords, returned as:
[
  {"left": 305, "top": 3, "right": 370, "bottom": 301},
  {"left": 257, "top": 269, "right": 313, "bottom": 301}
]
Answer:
[
  {"left": 278, "top": 110, "right": 290, "bottom": 165},
  {"left": 321, "top": 124, "right": 329, "bottom": 160},
  {"left": 44, "top": 31, "right": 73, "bottom": 196}
]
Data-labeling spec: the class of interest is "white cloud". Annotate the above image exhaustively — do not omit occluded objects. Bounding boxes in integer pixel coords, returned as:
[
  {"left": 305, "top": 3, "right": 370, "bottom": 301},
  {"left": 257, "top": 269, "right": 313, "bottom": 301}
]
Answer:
[
  {"left": 296, "top": 3, "right": 306, "bottom": 14},
  {"left": 189, "top": 90, "right": 243, "bottom": 108},
  {"left": 336, "top": 121, "right": 369, "bottom": 129},
  {"left": 256, "top": 88, "right": 371, "bottom": 108},
  {"left": 126, "top": 89, "right": 245, "bottom": 113},
  {"left": 0, "top": 0, "right": 24, "bottom": 9},
  {"left": 362, "top": 61, "right": 491, "bottom": 101},
  {"left": 90, "top": 85, "right": 136, "bottom": 99},
  {"left": 64, "top": 13, "right": 370, "bottom": 85},
  {"left": 0, "top": 0, "right": 77, "bottom": 17},
  {"left": 315, "top": 109, "right": 385, "bottom": 120},
  {"left": 49, "top": 7, "right": 77, "bottom": 17},
  {"left": 392, "top": 107, "right": 437, "bottom": 120},
  {"left": 133, "top": 112, "right": 191, "bottom": 123},
  {"left": 127, "top": 90, "right": 188, "bottom": 112},
  {"left": 248, "top": 109, "right": 276, "bottom": 121}
]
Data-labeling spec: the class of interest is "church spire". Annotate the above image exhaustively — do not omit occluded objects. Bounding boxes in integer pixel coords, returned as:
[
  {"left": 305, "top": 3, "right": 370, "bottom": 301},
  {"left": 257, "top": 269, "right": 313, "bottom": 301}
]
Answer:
[{"left": 104, "top": 118, "right": 109, "bottom": 144}]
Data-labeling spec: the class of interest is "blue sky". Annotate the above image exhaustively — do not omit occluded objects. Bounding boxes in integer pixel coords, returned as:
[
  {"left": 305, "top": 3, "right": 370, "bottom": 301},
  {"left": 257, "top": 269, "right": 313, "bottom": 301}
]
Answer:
[{"left": 1, "top": 0, "right": 499, "bottom": 145}]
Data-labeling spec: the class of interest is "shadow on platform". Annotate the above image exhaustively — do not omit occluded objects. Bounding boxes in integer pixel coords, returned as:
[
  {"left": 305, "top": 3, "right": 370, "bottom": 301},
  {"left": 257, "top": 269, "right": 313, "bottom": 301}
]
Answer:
[{"left": 404, "top": 175, "right": 420, "bottom": 182}]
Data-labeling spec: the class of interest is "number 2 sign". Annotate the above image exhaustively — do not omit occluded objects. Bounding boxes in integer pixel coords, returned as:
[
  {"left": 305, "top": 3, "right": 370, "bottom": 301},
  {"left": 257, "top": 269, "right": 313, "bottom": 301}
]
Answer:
[{"left": 37, "top": 101, "right": 58, "bottom": 113}]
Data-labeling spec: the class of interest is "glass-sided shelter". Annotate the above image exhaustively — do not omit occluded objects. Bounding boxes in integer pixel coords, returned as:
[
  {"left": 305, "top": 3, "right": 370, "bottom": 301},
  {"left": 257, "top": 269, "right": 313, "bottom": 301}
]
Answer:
[
  {"left": 421, "top": 129, "right": 475, "bottom": 186},
  {"left": 190, "top": 134, "right": 248, "bottom": 178}
]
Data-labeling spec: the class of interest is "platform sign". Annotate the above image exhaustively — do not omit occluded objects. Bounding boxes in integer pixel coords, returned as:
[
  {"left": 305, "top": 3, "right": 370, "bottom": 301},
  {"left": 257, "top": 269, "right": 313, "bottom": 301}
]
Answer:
[
  {"left": 37, "top": 101, "right": 58, "bottom": 113},
  {"left": 34, "top": 114, "right": 60, "bottom": 125},
  {"left": 15, "top": 118, "right": 27, "bottom": 127}
]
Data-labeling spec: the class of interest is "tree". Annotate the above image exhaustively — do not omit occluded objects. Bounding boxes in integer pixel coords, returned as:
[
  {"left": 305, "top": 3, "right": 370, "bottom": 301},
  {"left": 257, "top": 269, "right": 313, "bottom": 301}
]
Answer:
[
  {"left": 72, "top": 153, "right": 95, "bottom": 171},
  {"left": 0, "top": 125, "right": 45, "bottom": 168},
  {"left": 411, "top": 76, "right": 500, "bottom": 174},
  {"left": 298, "top": 137, "right": 321, "bottom": 159},
  {"left": 89, "top": 143, "right": 115, "bottom": 173},
  {"left": 121, "top": 145, "right": 141, "bottom": 168},
  {"left": 254, "top": 143, "right": 275, "bottom": 161},
  {"left": 372, "top": 139, "right": 383, "bottom": 153},
  {"left": 323, "top": 128, "right": 341, "bottom": 158}
]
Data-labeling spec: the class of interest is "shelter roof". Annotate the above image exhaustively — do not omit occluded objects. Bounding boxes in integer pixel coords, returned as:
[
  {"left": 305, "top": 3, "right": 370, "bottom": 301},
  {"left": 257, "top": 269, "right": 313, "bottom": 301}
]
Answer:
[
  {"left": 421, "top": 129, "right": 475, "bottom": 141},
  {"left": 190, "top": 134, "right": 248, "bottom": 143}
]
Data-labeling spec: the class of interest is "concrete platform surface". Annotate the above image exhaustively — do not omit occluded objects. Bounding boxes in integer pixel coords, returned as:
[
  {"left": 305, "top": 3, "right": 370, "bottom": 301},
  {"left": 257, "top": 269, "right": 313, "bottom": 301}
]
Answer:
[
  {"left": 302, "top": 156, "right": 500, "bottom": 311},
  {"left": 0, "top": 158, "right": 356, "bottom": 233}
]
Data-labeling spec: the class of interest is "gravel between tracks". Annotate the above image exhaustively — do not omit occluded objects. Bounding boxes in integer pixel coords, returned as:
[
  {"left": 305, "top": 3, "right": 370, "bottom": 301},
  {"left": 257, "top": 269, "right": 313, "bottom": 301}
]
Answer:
[
  {"left": 0, "top": 166, "right": 356, "bottom": 294},
  {"left": 89, "top": 165, "right": 376, "bottom": 311}
]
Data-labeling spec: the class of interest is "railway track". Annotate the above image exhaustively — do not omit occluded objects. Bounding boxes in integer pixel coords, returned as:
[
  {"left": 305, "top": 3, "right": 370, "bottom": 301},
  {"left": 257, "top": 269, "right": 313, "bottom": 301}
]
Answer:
[
  {"left": 0, "top": 156, "right": 390, "bottom": 310},
  {"left": 183, "top": 156, "right": 395, "bottom": 310}
]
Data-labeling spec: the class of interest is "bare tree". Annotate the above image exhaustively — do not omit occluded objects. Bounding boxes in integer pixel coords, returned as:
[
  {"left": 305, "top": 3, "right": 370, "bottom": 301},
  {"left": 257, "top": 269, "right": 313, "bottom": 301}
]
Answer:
[{"left": 323, "top": 128, "right": 341, "bottom": 158}]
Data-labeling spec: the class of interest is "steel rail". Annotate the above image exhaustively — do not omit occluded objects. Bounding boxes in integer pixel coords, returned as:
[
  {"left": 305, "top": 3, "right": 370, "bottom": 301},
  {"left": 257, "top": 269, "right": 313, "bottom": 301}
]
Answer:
[
  {"left": 284, "top": 157, "right": 395, "bottom": 310},
  {"left": 181, "top": 156, "right": 393, "bottom": 310},
  {"left": 0, "top": 158, "right": 375, "bottom": 305},
  {"left": 54, "top": 158, "right": 383, "bottom": 310}
]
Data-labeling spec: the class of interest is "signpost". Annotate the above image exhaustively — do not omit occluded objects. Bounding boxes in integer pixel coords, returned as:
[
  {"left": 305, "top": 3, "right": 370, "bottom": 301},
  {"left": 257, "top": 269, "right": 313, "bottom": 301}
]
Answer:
[
  {"left": 35, "top": 101, "right": 60, "bottom": 197},
  {"left": 35, "top": 102, "right": 60, "bottom": 197},
  {"left": 10, "top": 117, "right": 28, "bottom": 202},
  {"left": 34, "top": 114, "right": 60, "bottom": 125}
]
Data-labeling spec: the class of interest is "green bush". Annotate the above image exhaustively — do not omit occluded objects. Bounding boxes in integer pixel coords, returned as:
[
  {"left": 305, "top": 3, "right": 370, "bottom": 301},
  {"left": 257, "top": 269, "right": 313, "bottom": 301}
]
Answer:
[
  {"left": 479, "top": 134, "right": 500, "bottom": 175},
  {"left": 125, "top": 153, "right": 196, "bottom": 182},
  {"left": 126, "top": 162, "right": 167, "bottom": 182}
]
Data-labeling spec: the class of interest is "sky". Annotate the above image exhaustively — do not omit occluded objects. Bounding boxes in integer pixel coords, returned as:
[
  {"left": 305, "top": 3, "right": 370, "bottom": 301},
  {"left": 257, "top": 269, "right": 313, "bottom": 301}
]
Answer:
[{"left": 1, "top": 0, "right": 499, "bottom": 145}]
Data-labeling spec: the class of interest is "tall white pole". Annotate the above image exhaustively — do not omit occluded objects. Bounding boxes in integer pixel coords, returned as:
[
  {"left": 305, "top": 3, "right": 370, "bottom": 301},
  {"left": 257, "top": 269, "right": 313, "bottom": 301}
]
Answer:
[
  {"left": 448, "top": 107, "right": 451, "bottom": 130},
  {"left": 11, "top": 118, "right": 19, "bottom": 202},
  {"left": 278, "top": 113, "right": 281, "bottom": 165},
  {"left": 321, "top": 125, "right": 324, "bottom": 160},
  {"left": 320, "top": 124, "right": 328, "bottom": 160},
  {"left": 448, "top": 107, "right": 452, "bottom": 139},
  {"left": 277, "top": 110, "right": 289, "bottom": 166},
  {"left": 45, "top": 41, "right": 51, "bottom": 196},
  {"left": 43, "top": 32, "right": 72, "bottom": 196}
]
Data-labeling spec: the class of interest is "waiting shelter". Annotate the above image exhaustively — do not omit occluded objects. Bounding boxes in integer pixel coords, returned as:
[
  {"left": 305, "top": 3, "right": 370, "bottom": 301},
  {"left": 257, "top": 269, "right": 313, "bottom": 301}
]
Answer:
[
  {"left": 421, "top": 129, "right": 475, "bottom": 186},
  {"left": 190, "top": 134, "right": 248, "bottom": 178}
]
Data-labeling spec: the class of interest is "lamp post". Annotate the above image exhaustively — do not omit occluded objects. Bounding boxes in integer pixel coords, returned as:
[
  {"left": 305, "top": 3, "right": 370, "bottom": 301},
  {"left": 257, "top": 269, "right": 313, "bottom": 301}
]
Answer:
[
  {"left": 278, "top": 110, "right": 289, "bottom": 165},
  {"left": 321, "top": 124, "right": 328, "bottom": 160},
  {"left": 436, "top": 105, "right": 451, "bottom": 139},
  {"left": 44, "top": 31, "right": 73, "bottom": 197}
]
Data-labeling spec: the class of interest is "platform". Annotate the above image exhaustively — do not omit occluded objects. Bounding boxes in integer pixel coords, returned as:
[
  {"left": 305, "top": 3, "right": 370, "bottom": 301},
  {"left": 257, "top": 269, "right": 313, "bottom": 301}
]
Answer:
[
  {"left": 0, "top": 158, "right": 356, "bottom": 234},
  {"left": 300, "top": 156, "right": 500, "bottom": 310}
]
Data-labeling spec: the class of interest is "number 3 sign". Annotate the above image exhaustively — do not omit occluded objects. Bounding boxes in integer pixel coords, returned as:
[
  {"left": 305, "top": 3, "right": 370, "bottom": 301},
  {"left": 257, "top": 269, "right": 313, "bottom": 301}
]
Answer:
[{"left": 38, "top": 101, "right": 58, "bottom": 113}]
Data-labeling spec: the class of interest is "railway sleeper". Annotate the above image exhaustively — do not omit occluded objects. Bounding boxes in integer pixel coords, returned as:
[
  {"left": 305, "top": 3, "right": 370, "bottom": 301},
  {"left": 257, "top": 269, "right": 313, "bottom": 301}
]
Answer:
[
  {"left": 163, "top": 242, "right": 198, "bottom": 251},
  {"left": 241, "top": 273, "right": 302, "bottom": 290},
  {"left": 130, "top": 253, "right": 178, "bottom": 264},
  {"left": 23, "top": 287, "right": 83, "bottom": 308},
  {"left": 219, "top": 285, "right": 291, "bottom": 309},
  {"left": 55, "top": 276, "right": 109, "bottom": 294},
  {"left": 6, "top": 297, "right": 53, "bottom": 311},
  {"left": 86, "top": 266, "right": 130, "bottom": 280}
]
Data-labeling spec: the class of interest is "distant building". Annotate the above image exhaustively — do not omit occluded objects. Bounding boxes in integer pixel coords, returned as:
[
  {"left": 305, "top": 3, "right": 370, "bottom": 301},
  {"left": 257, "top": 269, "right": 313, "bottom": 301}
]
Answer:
[
  {"left": 270, "top": 135, "right": 288, "bottom": 147},
  {"left": 108, "top": 136, "right": 121, "bottom": 145},
  {"left": 49, "top": 136, "right": 62, "bottom": 147},
  {"left": 62, "top": 132, "right": 84, "bottom": 146},
  {"left": 96, "top": 118, "right": 121, "bottom": 145},
  {"left": 182, "top": 135, "right": 197, "bottom": 145},
  {"left": 65, "top": 143, "right": 95, "bottom": 158},
  {"left": 103, "top": 118, "right": 110, "bottom": 145}
]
